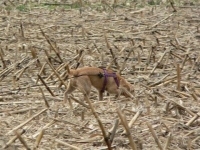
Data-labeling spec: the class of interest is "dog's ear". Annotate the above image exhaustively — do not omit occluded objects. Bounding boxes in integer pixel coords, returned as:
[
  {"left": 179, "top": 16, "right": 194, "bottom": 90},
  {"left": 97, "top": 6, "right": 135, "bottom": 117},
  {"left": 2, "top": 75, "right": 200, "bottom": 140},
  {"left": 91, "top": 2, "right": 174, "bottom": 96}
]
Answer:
[{"left": 98, "top": 66, "right": 105, "bottom": 69}]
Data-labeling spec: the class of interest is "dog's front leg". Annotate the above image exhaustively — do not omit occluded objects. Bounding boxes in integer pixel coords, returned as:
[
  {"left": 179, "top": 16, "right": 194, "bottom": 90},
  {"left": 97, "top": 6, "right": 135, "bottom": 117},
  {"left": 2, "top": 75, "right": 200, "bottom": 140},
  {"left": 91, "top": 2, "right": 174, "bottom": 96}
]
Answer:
[
  {"left": 115, "top": 89, "right": 122, "bottom": 99},
  {"left": 98, "top": 91, "right": 103, "bottom": 101}
]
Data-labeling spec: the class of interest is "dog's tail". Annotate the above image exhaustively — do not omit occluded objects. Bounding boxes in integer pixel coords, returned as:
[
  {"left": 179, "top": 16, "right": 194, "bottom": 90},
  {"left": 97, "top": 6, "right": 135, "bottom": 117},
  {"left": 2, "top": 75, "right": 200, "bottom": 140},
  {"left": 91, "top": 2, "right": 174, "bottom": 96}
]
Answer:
[{"left": 65, "top": 65, "right": 77, "bottom": 76}]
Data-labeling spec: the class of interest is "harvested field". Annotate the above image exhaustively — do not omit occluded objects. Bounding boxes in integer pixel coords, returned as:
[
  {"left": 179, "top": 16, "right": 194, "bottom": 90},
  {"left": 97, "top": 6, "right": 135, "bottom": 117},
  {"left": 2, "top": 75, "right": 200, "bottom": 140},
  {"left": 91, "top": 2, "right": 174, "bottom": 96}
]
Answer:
[{"left": 0, "top": 0, "right": 200, "bottom": 149}]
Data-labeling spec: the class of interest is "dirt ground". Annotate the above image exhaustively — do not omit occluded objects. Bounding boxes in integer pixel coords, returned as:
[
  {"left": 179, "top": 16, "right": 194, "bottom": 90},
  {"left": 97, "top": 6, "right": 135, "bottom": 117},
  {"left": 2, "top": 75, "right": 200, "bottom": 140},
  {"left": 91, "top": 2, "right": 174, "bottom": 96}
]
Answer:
[{"left": 0, "top": 0, "right": 200, "bottom": 149}]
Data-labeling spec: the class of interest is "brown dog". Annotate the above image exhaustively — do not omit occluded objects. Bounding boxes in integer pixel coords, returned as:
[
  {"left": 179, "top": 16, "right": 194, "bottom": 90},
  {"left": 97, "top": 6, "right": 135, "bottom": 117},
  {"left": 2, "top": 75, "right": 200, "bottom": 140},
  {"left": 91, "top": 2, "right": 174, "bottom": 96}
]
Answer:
[{"left": 64, "top": 67, "right": 134, "bottom": 102}]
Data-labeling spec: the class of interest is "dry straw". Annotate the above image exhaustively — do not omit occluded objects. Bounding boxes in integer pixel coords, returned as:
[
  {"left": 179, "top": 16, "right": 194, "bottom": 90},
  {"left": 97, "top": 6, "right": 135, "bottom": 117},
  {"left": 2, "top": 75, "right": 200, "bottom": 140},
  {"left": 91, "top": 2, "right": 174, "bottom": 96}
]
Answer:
[
  {"left": 85, "top": 95, "right": 112, "bottom": 150},
  {"left": 6, "top": 108, "right": 48, "bottom": 135},
  {"left": 34, "top": 129, "right": 45, "bottom": 149},
  {"left": 3, "top": 129, "right": 26, "bottom": 149},
  {"left": 55, "top": 139, "right": 81, "bottom": 150},
  {"left": 37, "top": 74, "right": 55, "bottom": 96},
  {"left": 146, "top": 122, "right": 163, "bottom": 150},
  {"left": 117, "top": 108, "right": 137, "bottom": 150},
  {"left": 14, "top": 130, "right": 30, "bottom": 150}
]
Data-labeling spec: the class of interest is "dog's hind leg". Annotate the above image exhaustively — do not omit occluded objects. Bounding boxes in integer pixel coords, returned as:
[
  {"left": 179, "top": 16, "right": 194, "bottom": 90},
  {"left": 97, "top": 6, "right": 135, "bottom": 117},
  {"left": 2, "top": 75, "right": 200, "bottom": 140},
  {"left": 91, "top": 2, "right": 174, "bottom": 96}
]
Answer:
[
  {"left": 73, "top": 76, "right": 92, "bottom": 102},
  {"left": 98, "top": 91, "right": 103, "bottom": 101},
  {"left": 64, "top": 80, "right": 76, "bottom": 104}
]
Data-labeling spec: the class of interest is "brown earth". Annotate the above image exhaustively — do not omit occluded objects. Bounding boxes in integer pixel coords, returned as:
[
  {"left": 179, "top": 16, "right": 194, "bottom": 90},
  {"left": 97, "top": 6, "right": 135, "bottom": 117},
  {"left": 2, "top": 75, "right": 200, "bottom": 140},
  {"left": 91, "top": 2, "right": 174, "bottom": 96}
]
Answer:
[{"left": 0, "top": 0, "right": 200, "bottom": 149}]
